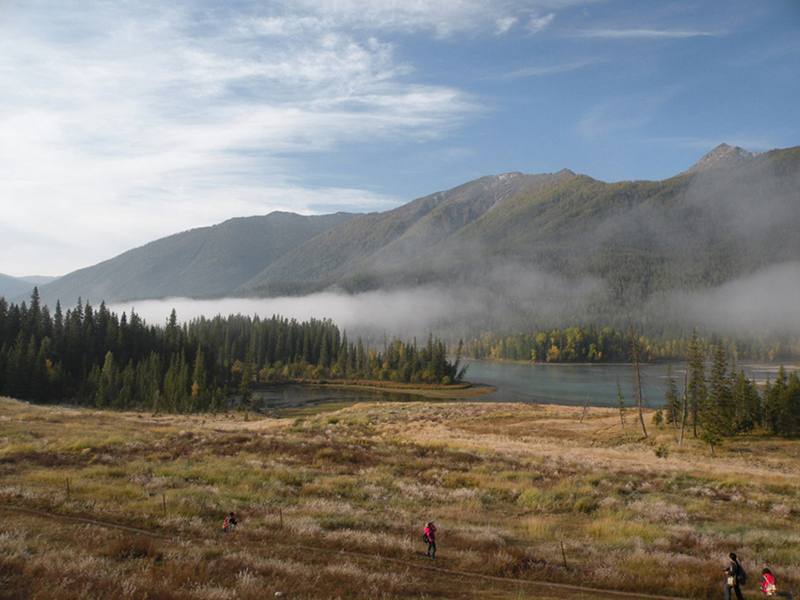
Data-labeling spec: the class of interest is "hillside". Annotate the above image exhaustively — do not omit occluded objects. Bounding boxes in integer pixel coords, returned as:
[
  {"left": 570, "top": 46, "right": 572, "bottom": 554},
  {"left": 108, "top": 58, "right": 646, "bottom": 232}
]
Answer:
[
  {"left": 239, "top": 145, "right": 800, "bottom": 329},
  {"left": 36, "top": 211, "right": 356, "bottom": 307},
  {"left": 240, "top": 170, "right": 575, "bottom": 295},
  {"left": 0, "top": 274, "right": 37, "bottom": 300},
  {"left": 29, "top": 144, "right": 800, "bottom": 334}
]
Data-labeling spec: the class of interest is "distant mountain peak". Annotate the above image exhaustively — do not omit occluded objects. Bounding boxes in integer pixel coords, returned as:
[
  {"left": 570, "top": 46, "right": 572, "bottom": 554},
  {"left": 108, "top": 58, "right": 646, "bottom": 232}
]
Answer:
[{"left": 686, "top": 143, "right": 757, "bottom": 174}]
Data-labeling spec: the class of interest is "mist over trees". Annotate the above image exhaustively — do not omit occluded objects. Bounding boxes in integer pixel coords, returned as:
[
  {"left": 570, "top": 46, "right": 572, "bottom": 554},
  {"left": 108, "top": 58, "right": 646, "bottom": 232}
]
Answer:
[
  {"left": 463, "top": 326, "right": 800, "bottom": 364},
  {"left": 32, "top": 146, "right": 800, "bottom": 348},
  {"left": 0, "top": 290, "right": 465, "bottom": 412}
]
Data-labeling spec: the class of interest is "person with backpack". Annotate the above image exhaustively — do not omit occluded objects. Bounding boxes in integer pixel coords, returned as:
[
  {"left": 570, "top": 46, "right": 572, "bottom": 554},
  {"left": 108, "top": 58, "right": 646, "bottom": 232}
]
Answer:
[
  {"left": 423, "top": 522, "right": 437, "bottom": 559},
  {"left": 760, "top": 568, "right": 777, "bottom": 596},
  {"left": 222, "top": 512, "right": 237, "bottom": 533},
  {"left": 724, "top": 552, "right": 745, "bottom": 600}
]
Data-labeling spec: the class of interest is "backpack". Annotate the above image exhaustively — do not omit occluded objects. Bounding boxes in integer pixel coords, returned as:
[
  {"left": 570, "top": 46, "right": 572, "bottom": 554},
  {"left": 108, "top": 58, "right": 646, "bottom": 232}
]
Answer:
[
  {"left": 737, "top": 564, "right": 747, "bottom": 586},
  {"left": 422, "top": 532, "right": 429, "bottom": 543},
  {"left": 222, "top": 517, "right": 231, "bottom": 531},
  {"left": 764, "top": 580, "right": 776, "bottom": 596}
]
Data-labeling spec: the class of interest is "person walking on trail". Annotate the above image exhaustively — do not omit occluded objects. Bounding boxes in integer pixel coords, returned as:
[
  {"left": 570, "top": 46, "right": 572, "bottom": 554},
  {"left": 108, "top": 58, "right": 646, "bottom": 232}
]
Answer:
[
  {"left": 724, "top": 552, "right": 745, "bottom": 600},
  {"left": 423, "top": 522, "right": 437, "bottom": 559},
  {"left": 760, "top": 568, "right": 777, "bottom": 596},
  {"left": 222, "top": 512, "right": 237, "bottom": 533}
]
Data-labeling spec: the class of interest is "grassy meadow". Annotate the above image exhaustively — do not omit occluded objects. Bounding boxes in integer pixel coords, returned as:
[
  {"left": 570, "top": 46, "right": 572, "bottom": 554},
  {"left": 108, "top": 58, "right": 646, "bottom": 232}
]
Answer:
[{"left": 1, "top": 395, "right": 799, "bottom": 600}]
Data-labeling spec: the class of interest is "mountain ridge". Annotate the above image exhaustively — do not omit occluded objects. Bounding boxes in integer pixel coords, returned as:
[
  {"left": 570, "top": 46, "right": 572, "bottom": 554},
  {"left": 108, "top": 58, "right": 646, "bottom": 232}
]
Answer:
[
  {"left": 34, "top": 211, "right": 357, "bottom": 307},
  {"left": 23, "top": 144, "right": 800, "bottom": 329},
  {"left": 239, "top": 169, "right": 575, "bottom": 295},
  {"left": 685, "top": 143, "right": 759, "bottom": 174}
]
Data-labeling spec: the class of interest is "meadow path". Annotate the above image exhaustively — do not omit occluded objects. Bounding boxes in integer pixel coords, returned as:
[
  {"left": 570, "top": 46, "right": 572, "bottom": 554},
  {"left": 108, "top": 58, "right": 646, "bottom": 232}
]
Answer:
[{"left": 1, "top": 502, "right": 689, "bottom": 600}]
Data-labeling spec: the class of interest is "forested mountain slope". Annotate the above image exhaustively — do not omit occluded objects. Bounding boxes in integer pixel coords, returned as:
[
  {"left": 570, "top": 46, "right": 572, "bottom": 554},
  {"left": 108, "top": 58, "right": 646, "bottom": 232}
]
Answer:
[
  {"left": 239, "top": 145, "right": 800, "bottom": 308},
  {"left": 240, "top": 170, "right": 574, "bottom": 295},
  {"left": 37, "top": 212, "right": 357, "bottom": 307},
  {"left": 31, "top": 144, "right": 800, "bottom": 326}
]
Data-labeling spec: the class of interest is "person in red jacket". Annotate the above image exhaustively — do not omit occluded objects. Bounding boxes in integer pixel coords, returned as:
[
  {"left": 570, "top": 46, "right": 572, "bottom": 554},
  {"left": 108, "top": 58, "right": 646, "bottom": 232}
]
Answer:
[
  {"left": 423, "top": 522, "right": 437, "bottom": 558},
  {"left": 761, "top": 568, "right": 776, "bottom": 596},
  {"left": 222, "top": 512, "right": 237, "bottom": 533}
]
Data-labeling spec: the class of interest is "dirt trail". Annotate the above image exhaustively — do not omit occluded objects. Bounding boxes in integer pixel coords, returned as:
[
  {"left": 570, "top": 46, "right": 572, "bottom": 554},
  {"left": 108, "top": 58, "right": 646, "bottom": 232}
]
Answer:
[{"left": 1, "top": 502, "right": 687, "bottom": 600}]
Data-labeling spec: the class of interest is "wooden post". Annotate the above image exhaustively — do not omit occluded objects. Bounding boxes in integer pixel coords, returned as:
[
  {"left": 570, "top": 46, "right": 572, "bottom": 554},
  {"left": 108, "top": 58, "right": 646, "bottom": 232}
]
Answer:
[
  {"left": 162, "top": 494, "right": 167, "bottom": 517},
  {"left": 279, "top": 508, "right": 283, "bottom": 529},
  {"left": 66, "top": 478, "right": 70, "bottom": 501},
  {"left": 560, "top": 540, "right": 568, "bottom": 570}
]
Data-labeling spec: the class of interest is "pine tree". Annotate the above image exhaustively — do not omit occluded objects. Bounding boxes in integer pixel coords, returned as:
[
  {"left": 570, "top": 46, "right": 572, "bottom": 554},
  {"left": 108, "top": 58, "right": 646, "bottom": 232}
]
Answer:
[{"left": 687, "top": 329, "right": 706, "bottom": 437}]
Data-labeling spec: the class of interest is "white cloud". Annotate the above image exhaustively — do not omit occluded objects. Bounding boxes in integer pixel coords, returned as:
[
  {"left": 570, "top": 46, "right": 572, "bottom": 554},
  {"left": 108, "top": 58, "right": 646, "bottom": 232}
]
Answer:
[
  {"left": 495, "top": 57, "right": 601, "bottom": 80},
  {"left": 527, "top": 13, "right": 556, "bottom": 34},
  {"left": 495, "top": 16, "right": 519, "bottom": 35},
  {"left": 279, "top": 0, "right": 547, "bottom": 38},
  {"left": 575, "top": 27, "right": 717, "bottom": 40},
  {"left": 0, "top": 0, "right": 490, "bottom": 276}
]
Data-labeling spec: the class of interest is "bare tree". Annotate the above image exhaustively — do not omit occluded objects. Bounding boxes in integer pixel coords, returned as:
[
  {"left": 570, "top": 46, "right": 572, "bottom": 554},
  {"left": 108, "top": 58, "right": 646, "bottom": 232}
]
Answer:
[
  {"left": 679, "top": 359, "right": 688, "bottom": 446},
  {"left": 628, "top": 320, "right": 648, "bottom": 439}
]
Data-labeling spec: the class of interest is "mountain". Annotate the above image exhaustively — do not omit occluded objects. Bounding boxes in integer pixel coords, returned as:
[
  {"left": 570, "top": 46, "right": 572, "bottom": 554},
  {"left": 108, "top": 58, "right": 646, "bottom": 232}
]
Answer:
[
  {"left": 36, "top": 212, "right": 357, "bottom": 307},
  {"left": 32, "top": 144, "right": 800, "bottom": 332},
  {"left": 1, "top": 274, "right": 38, "bottom": 300},
  {"left": 684, "top": 143, "right": 757, "bottom": 174},
  {"left": 237, "top": 146, "right": 800, "bottom": 303},
  {"left": 239, "top": 170, "right": 575, "bottom": 295}
]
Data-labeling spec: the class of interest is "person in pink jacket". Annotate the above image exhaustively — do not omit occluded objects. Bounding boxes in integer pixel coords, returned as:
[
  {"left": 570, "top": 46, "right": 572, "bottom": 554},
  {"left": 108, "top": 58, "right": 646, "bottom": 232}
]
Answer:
[
  {"left": 423, "top": 522, "right": 437, "bottom": 558},
  {"left": 761, "top": 568, "right": 777, "bottom": 596}
]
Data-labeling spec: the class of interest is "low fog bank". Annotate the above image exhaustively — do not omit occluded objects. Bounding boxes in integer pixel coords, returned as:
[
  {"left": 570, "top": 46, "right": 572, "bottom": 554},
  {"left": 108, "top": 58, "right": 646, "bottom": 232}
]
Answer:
[
  {"left": 109, "top": 269, "right": 603, "bottom": 342},
  {"left": 108, "top": 262, "right": 800, "bottom": 343},
  {"left": 649, "top": 262, "right": 800, "bottom": 336}
]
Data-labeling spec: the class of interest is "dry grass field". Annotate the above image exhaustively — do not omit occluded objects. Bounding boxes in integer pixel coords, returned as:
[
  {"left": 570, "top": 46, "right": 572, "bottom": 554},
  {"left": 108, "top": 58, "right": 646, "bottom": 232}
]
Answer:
[{"left": 1, "top": 395, "right": 799, "bottom": 600}]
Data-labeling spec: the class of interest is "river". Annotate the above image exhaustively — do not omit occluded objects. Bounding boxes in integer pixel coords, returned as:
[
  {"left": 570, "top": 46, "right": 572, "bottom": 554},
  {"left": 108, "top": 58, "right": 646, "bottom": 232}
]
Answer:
[
  {"left": 461, "top": 360, "right": 797, "bottom": 407},
  {"left": 251, "top": 360, "right": 797, "bottom": 412}
]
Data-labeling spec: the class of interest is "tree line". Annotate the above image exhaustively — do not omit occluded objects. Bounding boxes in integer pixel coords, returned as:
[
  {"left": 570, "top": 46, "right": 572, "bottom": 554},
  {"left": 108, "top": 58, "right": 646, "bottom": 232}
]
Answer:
[
  {"left": 0, "top": 290, "right": 466, "bottom": 412},
  {"left": 462, "top": 326, "right": 800, "bottom": 364},
  {"left": 659, "top": 331, "right": 800, "bottom": 443},
  {"left": 463, "top": 326, "right": 800, "bottom": 440}
]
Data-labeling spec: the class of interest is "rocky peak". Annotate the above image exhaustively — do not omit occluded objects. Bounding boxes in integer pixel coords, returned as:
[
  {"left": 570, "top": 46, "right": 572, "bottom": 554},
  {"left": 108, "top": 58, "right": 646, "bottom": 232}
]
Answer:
[{"left": 686, "top": 143, "right": 756, "bottom": 174}]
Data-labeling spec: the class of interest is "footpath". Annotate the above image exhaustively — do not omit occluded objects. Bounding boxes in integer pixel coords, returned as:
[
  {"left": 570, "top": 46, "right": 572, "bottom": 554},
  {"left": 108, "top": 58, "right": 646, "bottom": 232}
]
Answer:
[{"left": 1, "top": 502, "right": 687, "bottom": 600}]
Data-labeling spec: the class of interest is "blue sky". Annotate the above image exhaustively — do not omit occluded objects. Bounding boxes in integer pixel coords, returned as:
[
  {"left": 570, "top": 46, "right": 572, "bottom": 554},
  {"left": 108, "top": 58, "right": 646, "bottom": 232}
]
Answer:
[{"left": 1, "top": 0, "right": 798, "bottom": 278}]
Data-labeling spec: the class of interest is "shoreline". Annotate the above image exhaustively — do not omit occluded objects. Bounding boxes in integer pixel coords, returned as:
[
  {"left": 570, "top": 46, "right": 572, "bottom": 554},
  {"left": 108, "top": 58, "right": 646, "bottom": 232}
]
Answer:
[
  {"left": 254, "top": 379, "right": 497, "bottom": 399},
  {"left": 462, "top": 357, "right": 800, "bottom": 370}
]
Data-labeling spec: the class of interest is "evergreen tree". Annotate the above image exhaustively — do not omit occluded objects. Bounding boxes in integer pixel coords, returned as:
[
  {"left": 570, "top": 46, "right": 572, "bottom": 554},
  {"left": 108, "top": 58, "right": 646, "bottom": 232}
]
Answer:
[
  {"left": 686, "top": 329, "right": 706, "bottom": 437},
  {"left": 663, "top": 363, "right": 680, "bottom": 427}
]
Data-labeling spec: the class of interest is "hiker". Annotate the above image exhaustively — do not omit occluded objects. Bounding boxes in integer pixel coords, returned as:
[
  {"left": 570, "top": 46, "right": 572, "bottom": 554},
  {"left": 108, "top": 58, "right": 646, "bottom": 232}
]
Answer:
[
  {"left": 724, "top": 552, "right": 745, "bottom": 600},
  {"left": 423, "top": 521, "right": 437, "bottom": 559},
  {"left": 222, "top": 512, "right": 237, "bottom": 533},
  {"left": 761, "top": 568, "right": 777, "bottom": 596}
]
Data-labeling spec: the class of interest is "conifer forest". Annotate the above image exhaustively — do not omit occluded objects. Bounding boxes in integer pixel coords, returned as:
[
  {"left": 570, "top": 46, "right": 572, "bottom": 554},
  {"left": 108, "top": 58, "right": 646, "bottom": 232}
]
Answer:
[
  {"left": 2, "top": 288, "right": 799, "bottom": 440},
  {"left": 0, "top": 290, "right": 466, "bottom": 413}
]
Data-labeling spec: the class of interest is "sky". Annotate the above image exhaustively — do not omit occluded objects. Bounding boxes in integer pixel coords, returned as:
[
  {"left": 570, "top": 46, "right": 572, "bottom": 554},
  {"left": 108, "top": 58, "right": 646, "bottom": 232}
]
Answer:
[{"left": 1, "top": 0, "right": 798, "bottom": 279}]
